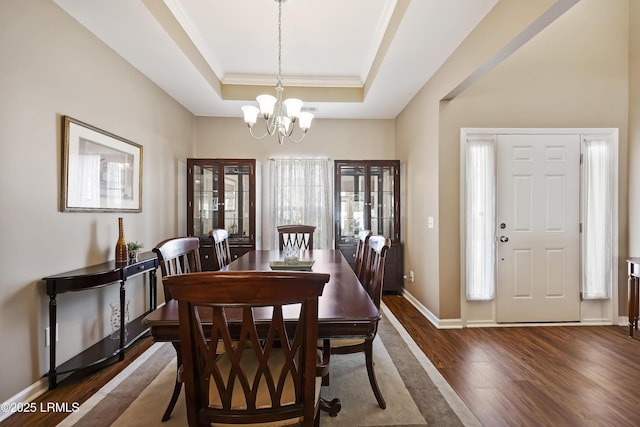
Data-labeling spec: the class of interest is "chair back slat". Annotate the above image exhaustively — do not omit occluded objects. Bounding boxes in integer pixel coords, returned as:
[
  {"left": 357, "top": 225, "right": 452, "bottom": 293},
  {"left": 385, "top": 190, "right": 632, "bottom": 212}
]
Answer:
[
  {"left": 277, "top": 224, "right": 316, "bottom": 250},
  {"left": 164, "top": 271, "right": 329, "bottom": 427},
  {"left": 209, "top": 228, "right": 232, "bottom": 269}
]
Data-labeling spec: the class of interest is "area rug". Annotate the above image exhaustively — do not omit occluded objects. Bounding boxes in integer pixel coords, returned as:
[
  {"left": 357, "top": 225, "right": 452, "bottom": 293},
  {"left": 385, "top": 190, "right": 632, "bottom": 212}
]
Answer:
[{"left": 58, "top": 304, "right": 480, "bottom": 426}]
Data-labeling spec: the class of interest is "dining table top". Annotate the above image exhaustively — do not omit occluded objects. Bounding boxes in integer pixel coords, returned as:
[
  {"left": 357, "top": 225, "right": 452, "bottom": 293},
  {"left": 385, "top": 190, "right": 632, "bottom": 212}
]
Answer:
[{"left": 142, "top": 249, "right": 380, "bottom": 340}]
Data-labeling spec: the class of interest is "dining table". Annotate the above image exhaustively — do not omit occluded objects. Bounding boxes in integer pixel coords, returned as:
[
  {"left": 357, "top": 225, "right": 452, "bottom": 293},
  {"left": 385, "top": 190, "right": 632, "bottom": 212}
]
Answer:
[{"left": 142, "top": 248, "right": 380, "bottom": 417}]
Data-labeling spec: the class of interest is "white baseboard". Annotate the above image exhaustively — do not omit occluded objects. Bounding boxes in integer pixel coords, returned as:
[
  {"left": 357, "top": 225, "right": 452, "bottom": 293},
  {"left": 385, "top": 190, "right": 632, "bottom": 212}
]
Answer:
[
  {"left": 399, "top": 291, "right": 627, "bottom": 329},
  {"left": 401, "top": 289, "right": 463, "bottom": 329},
  {"left": 0, "top": 378, "right": 48, "bottom": 422}
]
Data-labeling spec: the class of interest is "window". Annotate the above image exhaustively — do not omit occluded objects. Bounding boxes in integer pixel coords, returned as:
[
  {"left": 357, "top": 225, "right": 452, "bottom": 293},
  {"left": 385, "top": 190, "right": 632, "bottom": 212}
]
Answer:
[
  {"left": 268, "top": 158, "right": 333, "bottom": 249},
  {"left": 464, "top": 137, "right": 496, "bottom": 301},
  {"left": 581, "top": 136, "right": 613, "bottom": 299}
]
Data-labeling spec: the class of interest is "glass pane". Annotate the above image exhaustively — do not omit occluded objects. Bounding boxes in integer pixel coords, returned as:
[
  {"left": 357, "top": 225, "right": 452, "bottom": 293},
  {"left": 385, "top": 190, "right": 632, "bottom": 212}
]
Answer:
[
  {"left": 370, "top": 165, "right": 395, "bottom": 238},
  {"left": 193, "top": 165, "right": 220, "bottom": 238},
  {"left": 338, "top": 165, "right": 365, "bottom": 242},
  {"left": 224, "top": 165, "right": 251, "bottom": 243}
]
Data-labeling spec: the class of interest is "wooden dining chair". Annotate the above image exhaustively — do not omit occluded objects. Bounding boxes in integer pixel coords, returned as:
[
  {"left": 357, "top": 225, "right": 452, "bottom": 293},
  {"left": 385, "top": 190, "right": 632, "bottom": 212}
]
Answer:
[
  {"left": 209, "top": 228, "right": 231, "bottom": 269},
  {"left": 152, "top": 236, "right": 202, "bottom": 422},
  {"left": 277, "top": 224, "right": 316, "bottom": 250},
  {"left": 153, "top": 237, "right": 202, "bottom": 301},
  {"left": 354, "top": 230, "right": 372, "bottom": 282},
  {"left": 164, "top": 271, "right": 331, "bottom": 427},
  {"left": 329, "top": 235, "right": 391, "bottom": 409}
]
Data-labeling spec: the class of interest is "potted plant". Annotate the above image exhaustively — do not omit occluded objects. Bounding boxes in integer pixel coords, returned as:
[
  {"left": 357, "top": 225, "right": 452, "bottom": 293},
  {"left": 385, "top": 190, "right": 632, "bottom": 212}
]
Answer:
[{"left": 127, "top": 241, "right": 144, "bottom": 263}]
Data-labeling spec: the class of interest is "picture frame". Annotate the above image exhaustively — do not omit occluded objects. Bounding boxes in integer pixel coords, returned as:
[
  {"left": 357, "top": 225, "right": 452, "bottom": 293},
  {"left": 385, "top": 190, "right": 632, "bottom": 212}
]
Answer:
[{"left": 61, "top": 116, "right": 142, "bottom": 212}]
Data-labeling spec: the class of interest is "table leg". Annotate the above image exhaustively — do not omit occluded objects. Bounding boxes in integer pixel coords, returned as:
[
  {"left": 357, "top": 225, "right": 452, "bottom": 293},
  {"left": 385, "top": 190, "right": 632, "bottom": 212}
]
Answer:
[
  {"left": 119, "top": 281, "right": 126, "bottom": 360},
  {"left": 48, "top": 294, "right": 57, "bottom": 389},
  {"left": 629, "top": 275, "right": 637, "bottom": 338},
  {"left": 635, "top": 279, "right": 639, "bottom": 330},
  {"left": 149, "top": 269, "right": 157, "bottom": 310}
]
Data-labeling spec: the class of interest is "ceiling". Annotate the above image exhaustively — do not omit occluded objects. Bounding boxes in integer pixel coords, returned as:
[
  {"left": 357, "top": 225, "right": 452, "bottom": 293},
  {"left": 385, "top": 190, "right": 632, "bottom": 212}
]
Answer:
[{"left": 53, "top": 0, "right": 499, "bottom": 119}]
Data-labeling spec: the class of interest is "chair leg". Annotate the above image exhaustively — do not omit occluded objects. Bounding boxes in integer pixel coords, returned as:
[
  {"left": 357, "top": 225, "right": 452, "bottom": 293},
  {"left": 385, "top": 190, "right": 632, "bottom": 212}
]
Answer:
[
  {"left": 364, "top": 338, "right": 386, "bottom": 409},
  {"left": 161, "top": 343, "right": 183, "bottom": 422}
]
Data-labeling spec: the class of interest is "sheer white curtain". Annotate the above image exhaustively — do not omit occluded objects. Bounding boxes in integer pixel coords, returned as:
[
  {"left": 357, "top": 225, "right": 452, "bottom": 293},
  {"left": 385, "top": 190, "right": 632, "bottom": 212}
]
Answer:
[
  {"left": 582, "top": 137, "right": 612, "bottom": 299},
  {"left": 465, "top": 137, "right": 496, "bottom": 301},
  {"left": 268, "top": 158, "right": 333, "bottom": 249}
]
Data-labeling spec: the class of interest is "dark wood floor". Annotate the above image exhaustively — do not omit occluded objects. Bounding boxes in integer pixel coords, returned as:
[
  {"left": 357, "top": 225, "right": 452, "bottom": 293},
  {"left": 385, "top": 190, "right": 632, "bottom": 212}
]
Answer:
[
  {"left": 3, "top": 295, "right": 640, "bottom": 426},
  {"left": 383, "top": 295, "right": 640, "bottom": 427}
]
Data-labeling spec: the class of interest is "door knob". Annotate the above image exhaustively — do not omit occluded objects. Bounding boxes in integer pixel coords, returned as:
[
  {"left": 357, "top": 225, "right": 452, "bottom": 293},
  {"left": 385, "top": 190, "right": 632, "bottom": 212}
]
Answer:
[{"left": 499, "top": 236, "right": 509, "bottom": 243}]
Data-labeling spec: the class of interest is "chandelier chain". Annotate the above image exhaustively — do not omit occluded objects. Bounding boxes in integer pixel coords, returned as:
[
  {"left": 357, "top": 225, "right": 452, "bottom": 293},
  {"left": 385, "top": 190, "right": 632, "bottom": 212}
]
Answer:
[{"left": 277, "top": 0, "right": 282, "bottom": 84}]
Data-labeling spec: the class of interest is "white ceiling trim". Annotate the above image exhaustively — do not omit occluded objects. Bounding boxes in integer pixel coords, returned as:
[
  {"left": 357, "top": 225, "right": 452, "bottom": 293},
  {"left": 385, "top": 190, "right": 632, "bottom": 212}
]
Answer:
[
  {"left": 223, "top": 74, "right": 364, "bottom": 88},
  {"left": 162, "top": 0, "right": 224, "bottom": 82}
]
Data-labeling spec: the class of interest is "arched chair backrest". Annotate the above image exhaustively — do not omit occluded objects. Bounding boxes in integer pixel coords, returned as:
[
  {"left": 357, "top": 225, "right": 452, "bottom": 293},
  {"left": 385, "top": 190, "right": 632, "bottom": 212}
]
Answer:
[
  {"left": 164, "top": 271, "right": 330, "bottom": 427},
  {"left": 277, "top": 224, "right": 316, "bottom": 250},
  {"left": 152, "top": 237, "right": 202, "bottom": 301},
  {"left": 360, "top": 235, "right": 391, "bottom": 310},
  {"left": 209, "top": 228, "right": 231, "bottom": 269}
]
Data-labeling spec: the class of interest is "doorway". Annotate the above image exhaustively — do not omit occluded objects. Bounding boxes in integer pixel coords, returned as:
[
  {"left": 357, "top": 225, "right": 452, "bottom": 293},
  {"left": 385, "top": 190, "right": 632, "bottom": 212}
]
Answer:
[{"left": 461, "top": 128, "right": 618, "bottom": 325}]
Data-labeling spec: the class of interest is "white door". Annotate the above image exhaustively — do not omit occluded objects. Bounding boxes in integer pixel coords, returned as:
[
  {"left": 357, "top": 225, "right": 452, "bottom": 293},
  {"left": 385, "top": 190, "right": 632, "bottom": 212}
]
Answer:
[{"left": 496, "top": 134, "right": 580, "bottom": 322}]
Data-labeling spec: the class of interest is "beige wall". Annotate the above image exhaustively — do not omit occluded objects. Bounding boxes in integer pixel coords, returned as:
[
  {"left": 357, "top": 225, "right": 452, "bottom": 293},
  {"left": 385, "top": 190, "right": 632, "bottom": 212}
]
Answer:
[
  {"left": 396, "top": 0, "right": 557, "bottom": 318},
  {"left": 0, "top": 0, "right": 195, "bottom": 403},
  {"left": 194, "top": 117, "right": 396, "bottom": 248},
  {"left": 629, "top": 1, "right": 640, "bottom": 256},
  {"left": 396, "top": 0, "right": 631, "bottom": 319},
  {"left": 195, "top": 117, "right": 395, "bottom": 162}
]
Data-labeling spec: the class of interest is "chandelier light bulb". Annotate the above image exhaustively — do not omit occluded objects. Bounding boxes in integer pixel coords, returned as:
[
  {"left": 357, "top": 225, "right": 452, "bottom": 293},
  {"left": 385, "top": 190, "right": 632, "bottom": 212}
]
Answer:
[
  {"left": 241, "top": 105, "right": 259, "bottom": 127},
  {"left": 256, "top": 94, "right": 277, "bottom": 119},
  {"left": 298, "top": 112, "right": 314, "bottom": 131},
  {"left": 284, "top": 98, "right": 303, "bottom": 120}
]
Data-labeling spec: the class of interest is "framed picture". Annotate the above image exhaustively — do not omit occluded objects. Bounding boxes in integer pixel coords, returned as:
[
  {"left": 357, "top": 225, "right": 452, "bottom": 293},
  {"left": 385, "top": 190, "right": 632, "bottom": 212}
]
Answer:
[{"left": 61, "top": 116, "right": 142, "bottom": 212}]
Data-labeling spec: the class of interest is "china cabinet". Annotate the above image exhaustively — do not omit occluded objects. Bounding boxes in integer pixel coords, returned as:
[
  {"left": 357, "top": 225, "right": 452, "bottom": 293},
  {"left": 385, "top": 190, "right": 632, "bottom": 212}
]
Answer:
[
  {"left": 187, "top": 159, "right": 261, "bottom": 270},
  {"left": 334, "top": 160, "right": 403, "bottom": 292}
]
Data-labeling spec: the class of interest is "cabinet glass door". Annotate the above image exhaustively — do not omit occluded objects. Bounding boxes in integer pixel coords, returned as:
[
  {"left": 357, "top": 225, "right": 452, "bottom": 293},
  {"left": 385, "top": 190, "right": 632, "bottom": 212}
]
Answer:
[
  {"left": 337, "top": 165, "right": 366, "bottom": 243},
  {"left": 224, "top": 165, "right": 251, "bottom": 244},
  {"left": 370, "top": 165, "right": 396, "bottom": 238},
  {"left": 192, "top": 164, "right": 221, "bottom": 238}
]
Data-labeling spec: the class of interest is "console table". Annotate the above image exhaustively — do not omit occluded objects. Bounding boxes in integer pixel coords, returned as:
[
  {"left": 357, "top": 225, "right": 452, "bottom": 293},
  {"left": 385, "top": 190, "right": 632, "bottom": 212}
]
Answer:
[{"left": 43, "top": 251, "right": 158, "bottom": 388}]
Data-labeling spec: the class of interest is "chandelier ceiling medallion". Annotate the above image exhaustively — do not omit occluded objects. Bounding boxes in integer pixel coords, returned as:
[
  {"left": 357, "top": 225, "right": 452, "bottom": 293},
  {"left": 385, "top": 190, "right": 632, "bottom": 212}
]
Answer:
[{"left": 241, "top": 0, "right": 313, "bottom": 144}]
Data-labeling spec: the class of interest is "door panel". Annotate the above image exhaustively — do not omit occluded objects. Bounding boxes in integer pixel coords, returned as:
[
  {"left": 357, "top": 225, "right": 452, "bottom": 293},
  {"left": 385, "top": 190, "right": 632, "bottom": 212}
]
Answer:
[{"left": 496, "top": 134, "right": 580, "bottom": 322}]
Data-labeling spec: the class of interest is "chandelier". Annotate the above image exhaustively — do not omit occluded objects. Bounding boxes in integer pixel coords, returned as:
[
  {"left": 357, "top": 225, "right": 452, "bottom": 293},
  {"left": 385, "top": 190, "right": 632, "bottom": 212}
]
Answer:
[{"left": 241, "top": 0, "right": 313, "bottom": 144}]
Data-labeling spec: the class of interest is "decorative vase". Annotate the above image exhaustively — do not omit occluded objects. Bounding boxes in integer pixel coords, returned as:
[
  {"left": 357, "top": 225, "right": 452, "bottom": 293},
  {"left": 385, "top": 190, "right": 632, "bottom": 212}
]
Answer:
[
  {"left": 115, "top": 217, "right": 127, "bottom": 263},
  {"left": 284, "top": 243, "right": 299, "bottom": 265},
  {"left": 110, "top": 300, "right": 130, "bottom": 340}
]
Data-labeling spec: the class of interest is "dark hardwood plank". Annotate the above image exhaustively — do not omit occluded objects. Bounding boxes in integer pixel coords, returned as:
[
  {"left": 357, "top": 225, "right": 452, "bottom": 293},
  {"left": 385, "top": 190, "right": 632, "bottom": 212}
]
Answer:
[{"left": 383, "top": 295, "right": 640, "bottom": 427}]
